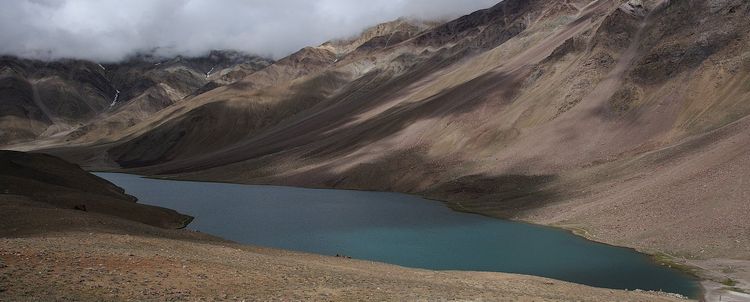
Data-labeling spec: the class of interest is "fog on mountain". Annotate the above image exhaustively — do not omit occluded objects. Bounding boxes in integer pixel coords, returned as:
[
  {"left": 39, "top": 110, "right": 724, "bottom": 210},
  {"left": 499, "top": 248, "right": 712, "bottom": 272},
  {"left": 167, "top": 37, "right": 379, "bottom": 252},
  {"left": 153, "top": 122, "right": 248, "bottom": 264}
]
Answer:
[{"left": 0, "top": 0, "right": 498, "bottom": 61}]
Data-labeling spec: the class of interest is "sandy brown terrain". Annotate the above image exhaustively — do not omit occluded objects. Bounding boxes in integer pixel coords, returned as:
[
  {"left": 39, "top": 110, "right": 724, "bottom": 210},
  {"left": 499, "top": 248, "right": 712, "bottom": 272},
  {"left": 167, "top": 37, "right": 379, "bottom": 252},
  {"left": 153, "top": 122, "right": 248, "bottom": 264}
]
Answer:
[{"left": 0, "top": 232, "right": 690, "bottom": 302}]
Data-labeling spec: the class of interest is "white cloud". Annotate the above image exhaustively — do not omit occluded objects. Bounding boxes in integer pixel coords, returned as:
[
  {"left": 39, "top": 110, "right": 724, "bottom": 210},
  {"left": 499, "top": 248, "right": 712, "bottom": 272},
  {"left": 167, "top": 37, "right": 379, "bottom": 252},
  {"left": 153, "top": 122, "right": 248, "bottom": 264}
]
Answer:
[{"left": 0, "top": 0, "right": 499, "bottom": 62}]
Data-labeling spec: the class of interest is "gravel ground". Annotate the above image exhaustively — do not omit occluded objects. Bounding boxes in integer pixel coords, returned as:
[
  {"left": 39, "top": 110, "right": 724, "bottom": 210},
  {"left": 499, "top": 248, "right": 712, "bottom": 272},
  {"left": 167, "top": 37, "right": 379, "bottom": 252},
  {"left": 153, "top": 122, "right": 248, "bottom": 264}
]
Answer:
[{"left": 0, "top": 232, "right": 690, "bottom": 302}]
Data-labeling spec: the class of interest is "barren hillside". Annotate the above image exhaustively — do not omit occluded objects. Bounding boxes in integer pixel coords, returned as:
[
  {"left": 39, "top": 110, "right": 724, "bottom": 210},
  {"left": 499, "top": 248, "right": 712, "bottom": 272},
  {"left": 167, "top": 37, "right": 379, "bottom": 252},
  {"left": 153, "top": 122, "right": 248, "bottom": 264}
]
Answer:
[{"left": 4, "top": 0, "right": 750, "bottom": 298}]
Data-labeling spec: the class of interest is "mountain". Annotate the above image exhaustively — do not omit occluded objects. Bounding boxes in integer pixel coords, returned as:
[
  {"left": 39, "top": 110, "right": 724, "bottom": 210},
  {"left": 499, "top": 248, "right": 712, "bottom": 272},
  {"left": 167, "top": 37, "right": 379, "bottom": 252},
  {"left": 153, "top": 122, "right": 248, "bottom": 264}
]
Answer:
[
  {"left": 4, "top": 0, "right": 750, "bottom": 296},
  {"left": 0, "top": 51, "right": 272, "bottom": 146}
]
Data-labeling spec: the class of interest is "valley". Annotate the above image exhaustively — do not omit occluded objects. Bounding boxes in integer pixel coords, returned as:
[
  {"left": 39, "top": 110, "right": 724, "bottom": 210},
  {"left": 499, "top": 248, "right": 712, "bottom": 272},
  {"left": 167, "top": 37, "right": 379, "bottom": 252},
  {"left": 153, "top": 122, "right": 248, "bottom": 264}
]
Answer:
[{"left": 2, "top": 0, "right": 750, "bottom": 300}]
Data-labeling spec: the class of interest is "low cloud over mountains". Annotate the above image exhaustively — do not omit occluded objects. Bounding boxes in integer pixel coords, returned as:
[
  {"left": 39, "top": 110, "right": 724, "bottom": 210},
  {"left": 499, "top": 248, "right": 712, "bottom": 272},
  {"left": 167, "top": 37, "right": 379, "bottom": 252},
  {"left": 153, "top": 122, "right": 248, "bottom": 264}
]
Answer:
[{"left": 1, "top": 0, "right": 497, "bottom": 62}]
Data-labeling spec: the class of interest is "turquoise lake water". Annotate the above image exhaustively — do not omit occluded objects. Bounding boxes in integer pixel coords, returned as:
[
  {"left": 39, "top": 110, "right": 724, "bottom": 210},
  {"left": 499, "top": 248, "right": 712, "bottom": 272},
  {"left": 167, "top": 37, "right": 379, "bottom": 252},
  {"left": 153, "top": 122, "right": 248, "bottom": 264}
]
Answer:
[{"left": 97, "top": 173, "right": 699, "bottom": 297}]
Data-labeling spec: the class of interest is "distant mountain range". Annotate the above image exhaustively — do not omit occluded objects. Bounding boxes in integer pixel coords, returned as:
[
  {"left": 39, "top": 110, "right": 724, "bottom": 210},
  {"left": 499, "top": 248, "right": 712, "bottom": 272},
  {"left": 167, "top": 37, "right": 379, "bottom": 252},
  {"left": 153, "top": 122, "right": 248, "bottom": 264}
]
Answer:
[{"left": 0, "top": 50, "right": 272, "bottom": 144}]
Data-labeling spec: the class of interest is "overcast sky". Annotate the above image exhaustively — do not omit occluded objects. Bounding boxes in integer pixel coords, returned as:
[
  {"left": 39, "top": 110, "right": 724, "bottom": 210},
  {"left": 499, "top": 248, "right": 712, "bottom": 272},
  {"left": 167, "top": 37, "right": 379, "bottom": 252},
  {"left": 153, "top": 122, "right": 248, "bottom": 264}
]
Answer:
[{"left": 0, "top": 0, "right": 499, "bottom": 62}]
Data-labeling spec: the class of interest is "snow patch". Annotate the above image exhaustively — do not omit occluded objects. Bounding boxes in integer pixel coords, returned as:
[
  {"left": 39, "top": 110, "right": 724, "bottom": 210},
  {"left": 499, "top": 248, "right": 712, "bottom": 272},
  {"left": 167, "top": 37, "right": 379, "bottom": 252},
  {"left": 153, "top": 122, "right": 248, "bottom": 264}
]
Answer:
[{"left": 110, "top": 89, "right": 120, "bottom": 108}]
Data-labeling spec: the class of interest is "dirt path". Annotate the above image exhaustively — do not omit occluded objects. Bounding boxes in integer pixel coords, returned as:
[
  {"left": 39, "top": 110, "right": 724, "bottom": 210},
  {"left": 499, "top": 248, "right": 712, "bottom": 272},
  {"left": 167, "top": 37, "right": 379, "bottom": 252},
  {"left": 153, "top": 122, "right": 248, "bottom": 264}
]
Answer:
[
  {"left": 685, "top": 259, "right": 750, "bottom": 302},
  {"left": 702, "top": 282, "right": 750, "bottom": 302}
]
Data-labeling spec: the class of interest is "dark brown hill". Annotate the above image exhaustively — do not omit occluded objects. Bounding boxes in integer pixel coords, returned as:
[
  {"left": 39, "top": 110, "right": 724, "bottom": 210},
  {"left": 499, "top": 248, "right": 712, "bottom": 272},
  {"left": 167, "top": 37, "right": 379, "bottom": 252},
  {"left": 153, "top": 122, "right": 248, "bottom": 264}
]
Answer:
[{"left": 0, "top": 150, "right": 192, "bottom": 231}]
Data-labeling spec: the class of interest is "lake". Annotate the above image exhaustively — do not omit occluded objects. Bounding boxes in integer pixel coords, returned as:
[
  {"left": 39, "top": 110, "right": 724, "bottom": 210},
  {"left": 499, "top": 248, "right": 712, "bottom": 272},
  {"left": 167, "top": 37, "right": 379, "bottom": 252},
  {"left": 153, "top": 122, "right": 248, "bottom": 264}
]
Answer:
[{"left": 97, "top": 173, "right": 699, "bottom": 297}]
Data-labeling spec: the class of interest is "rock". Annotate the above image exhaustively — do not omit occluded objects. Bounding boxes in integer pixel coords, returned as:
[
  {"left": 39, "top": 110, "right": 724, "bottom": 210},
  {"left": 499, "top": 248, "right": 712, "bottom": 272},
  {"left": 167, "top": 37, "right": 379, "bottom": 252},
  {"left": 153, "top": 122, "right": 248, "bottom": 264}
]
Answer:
[{"left": 620, "top": 0, "right": 648, "bottom": 17}]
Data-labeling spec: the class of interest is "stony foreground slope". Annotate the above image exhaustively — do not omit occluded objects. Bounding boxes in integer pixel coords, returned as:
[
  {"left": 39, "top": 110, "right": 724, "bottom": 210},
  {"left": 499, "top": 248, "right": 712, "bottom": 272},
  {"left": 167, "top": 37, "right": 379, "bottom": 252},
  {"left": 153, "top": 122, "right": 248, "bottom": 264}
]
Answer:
[{"left": 0, "top": 233, "right": 688, "bottom": 302}]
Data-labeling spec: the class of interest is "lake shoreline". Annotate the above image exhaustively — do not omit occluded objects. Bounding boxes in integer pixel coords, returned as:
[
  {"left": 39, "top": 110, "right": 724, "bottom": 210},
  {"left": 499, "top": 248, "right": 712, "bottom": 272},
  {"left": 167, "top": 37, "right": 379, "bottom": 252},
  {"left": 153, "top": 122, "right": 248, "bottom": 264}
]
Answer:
[
  {"left": 0, "top": 231, "right": 690, "bottom": 302},
  {"left": 96, "top": 171, "right": 701, "bottom": 299}
]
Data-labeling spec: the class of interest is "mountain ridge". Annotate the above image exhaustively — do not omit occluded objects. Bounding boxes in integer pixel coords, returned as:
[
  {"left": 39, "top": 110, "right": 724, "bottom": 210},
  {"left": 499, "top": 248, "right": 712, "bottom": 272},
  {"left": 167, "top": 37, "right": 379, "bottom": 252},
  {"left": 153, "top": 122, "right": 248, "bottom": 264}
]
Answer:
[
  {"left": 3, "top": 0, "right": 750, "bottom": 297},
  {"left": 0, "top": 51, "right": 273, "bottom": 146}
]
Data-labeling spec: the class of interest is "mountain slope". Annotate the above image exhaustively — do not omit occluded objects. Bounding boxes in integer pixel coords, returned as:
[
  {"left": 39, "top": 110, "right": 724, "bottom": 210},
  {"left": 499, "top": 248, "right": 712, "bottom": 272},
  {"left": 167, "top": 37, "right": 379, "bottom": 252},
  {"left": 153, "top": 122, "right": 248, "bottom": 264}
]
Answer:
[
  {"left": 0, "top": 150, "right": 192, "bottom": 230},
  {"left": 89, "top": 0, "right": 750, "bottom": 259},
  {"left": 0, "top": 51, "right": 272, "bottom": 146},
  {"left": 0, "top": 57, "right": 114, "bottom": 144},
  {"left": 9, "top": 0, "right": 750, "bottom": 295}
]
